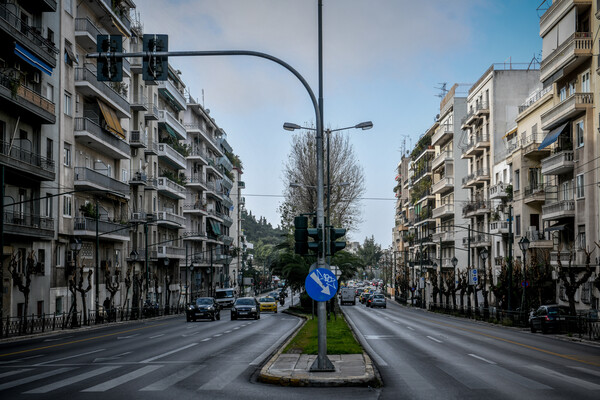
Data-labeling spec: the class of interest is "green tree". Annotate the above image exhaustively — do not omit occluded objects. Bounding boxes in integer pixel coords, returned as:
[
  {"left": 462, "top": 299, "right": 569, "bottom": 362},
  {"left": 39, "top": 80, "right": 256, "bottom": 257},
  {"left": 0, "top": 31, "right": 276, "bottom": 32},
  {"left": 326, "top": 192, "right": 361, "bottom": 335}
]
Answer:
[{"left": 356, "top": 236, "right": 383, "bottom": 271}]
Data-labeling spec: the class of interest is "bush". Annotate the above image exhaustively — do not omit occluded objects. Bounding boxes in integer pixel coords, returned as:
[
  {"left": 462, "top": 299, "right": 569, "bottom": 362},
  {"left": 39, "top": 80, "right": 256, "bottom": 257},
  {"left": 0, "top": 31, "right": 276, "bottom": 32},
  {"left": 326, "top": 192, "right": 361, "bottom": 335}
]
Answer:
[{"left": 501, "top": 318, "right": 513, "bottom": 327}]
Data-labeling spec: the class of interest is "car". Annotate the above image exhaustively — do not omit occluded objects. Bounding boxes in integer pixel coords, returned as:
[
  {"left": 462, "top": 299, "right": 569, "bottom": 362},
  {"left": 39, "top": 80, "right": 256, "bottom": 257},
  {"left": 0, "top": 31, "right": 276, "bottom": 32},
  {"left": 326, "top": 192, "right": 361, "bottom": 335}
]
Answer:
[
  {"left": 186, "top": 297, "right": 221, "bottom": 322},
  {"left": 365, "top": 294, "right": 374, "bottom": 307},
  {"left": 258, "top": 296, "right": 278, "bottom": 313},
  {"left": 215, "top": 288, "right": 236, "bottom": 308},
  {"left": 530, "top": 305, "right": 570, "bottom": 333},
  {"left": 340, "top": 287, "right": 356, "bottom": 305},
  {"left": 231, "top": 297, "right": 260, "bottom": 320},
  {"left": 370, "top": 294, "right": 387, "bottom": 308},
  {"left": 142, "top": 300, "right": 159, "bottom": 317},
  {"left": 359, "top": 291, "right": 371, "bottom": 304}
]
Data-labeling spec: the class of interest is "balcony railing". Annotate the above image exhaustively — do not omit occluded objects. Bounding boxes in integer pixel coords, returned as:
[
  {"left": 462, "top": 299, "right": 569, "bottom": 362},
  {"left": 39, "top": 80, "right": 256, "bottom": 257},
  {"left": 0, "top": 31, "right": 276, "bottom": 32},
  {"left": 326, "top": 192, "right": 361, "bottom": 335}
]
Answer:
[
  {"left": 489, "top": 221, "right": 509, "bottom": 234},
  {"left": 432, "top": 177, "right": 453, "bottom": 194},
  {"left": 0, "top": 72, "right": 55, "bottom": 123},
  {"left": 432, "top": 203, "right": 454, "bottom": 219},
  {"left": 158, "top": 110, "right": 186, "bottom": 140},
  {"left": 130, "top": 130, "right": 147, "bottom": 148},
  {"left": 489, "top": 182, "right": 507, "bottom": 199},
  {"left": 0, "top": 139, "right": 55, "bottom": 180},
  {"left": 157, "top": 143, "right": 186, "bottom": 169},
  {"left": 157, "top": 177, "right": 186, "bottom": 199},
  {"left": 157, "top": 211, "right": 186, "bottom": 227},
  {"left": 542, "top": 200, "right": 575, "bottom": 219},
  {"left": 74, "top": 117, "right": 130, "bottom": 159},
  {"left": 4, "top": 210, "right": 54, "bottom": 238},
  {"left": 541, "top": 150, "right": 574, "bottom": 175},
  {"left": 75, "top": 65, "right": 129, "bottom": 113},
  {"left": 74, "top": 167, "right": 130, "bottom": 195},
  {"left": 540, "top": 92, "right": 593, "bottom": 130},
  {"left": 73, "top": 217, "right": 129, "bottom": 239},
  {"left": 158, "top": 79, "right": 186, "bottom": 111}
]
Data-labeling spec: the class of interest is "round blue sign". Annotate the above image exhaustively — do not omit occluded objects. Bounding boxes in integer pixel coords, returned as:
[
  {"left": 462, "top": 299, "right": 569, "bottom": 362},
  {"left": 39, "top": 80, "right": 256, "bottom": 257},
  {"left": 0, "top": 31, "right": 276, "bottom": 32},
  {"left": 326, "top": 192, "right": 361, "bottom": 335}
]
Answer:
[{"left": 305, "top": 268, "right": 338, "bottom": 302}]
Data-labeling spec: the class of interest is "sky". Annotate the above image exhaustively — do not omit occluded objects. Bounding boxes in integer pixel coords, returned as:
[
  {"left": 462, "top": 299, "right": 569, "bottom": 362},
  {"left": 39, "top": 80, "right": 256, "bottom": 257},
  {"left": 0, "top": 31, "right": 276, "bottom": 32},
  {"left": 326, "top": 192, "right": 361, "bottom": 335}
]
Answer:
[{"left": 134, "top": 0, "right": 544, "bottom": 248}]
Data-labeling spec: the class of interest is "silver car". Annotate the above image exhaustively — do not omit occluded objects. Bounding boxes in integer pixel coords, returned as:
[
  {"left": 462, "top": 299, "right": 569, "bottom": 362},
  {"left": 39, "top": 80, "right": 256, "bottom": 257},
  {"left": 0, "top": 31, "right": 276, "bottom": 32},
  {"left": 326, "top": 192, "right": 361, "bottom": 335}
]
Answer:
[{"left": 370, "top": 294, "right": 386, "bottom": 308}]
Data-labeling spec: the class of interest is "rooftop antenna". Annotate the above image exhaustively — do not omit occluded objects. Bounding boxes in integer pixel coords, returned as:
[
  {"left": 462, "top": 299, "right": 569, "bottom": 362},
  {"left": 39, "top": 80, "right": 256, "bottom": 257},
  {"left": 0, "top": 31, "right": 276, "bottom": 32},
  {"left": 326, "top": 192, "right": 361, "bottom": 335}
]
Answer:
[{"left": 434, "top": 82, "right": 448, "bottom": 99}]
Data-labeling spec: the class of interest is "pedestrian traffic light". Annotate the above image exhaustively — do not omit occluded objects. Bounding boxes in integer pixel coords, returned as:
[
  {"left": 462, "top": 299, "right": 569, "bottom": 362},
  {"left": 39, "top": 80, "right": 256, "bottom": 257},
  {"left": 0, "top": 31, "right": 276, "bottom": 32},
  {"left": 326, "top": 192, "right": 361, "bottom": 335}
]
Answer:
[
  {"left": 329, "top": 227, "right": 346, "bottom": 256},
  {"left": 294, "top": 216, "right": 308, "bottom": 255},
  {"left": 307, "top": 227, "right": 323, "bottom": 255},
  {"left": 96, "top": 35, "right": 122, "bottom": 82},
  {"left": 143, "top": 34, "right": 168, "bottom": 81}
]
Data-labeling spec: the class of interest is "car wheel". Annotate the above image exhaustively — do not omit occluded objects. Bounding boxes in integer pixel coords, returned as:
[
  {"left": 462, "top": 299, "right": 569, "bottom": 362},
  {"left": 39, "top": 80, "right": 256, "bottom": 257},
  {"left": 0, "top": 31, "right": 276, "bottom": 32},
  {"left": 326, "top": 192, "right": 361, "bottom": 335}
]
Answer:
[
  {"left": 211, "top": 313, "right": 215, "bottom": 321},
  {"left": 216, "top": 313, "right": 221, "bottom": 321},
  {"left": 530, "top": 324, "right": 537, "bottom": 333}
]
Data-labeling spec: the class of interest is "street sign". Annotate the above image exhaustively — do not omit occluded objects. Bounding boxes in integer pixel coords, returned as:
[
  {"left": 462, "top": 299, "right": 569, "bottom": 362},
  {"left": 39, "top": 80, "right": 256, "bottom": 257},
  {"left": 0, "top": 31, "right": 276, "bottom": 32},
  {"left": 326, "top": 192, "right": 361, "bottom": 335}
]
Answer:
[
  {"left": 410, "top": 287, "right": 416, "bottom": 292},
  {"left": 521, "top": 280, "right": 530, "bottom": 287},
  {"left": 330, "top": 265, "right": 342, "bottom": 279},
  {"left": 305, "top": 268, "right": 338, "bottom": 302},
  {"left": 419, "top": 277, "right": 425, "bottom": 289},
  {"left": 469, "top": 269, "right": 478, "bottom": 285}
]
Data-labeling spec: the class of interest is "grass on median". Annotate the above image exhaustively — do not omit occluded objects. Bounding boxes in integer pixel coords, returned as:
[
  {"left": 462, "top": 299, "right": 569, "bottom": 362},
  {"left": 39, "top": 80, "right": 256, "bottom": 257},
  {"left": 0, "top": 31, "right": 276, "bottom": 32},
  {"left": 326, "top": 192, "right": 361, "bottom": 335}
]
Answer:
[{"left": 283, "top": 312, "right": 363, "bottom": 354}]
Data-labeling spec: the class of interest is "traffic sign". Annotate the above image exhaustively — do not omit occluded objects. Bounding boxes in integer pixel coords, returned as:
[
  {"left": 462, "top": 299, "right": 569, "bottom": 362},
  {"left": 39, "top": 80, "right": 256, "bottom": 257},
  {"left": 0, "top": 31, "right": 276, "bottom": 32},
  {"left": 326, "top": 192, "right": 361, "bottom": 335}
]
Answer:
[
  {"left": 305, "top": 268, "right": 338, "bottom": 302},
  {"left": 469, "top": 269, "right": 478, "bottom": 285},
  {"left": 521, "top": 280, "right": 530, "bottom": 287}
]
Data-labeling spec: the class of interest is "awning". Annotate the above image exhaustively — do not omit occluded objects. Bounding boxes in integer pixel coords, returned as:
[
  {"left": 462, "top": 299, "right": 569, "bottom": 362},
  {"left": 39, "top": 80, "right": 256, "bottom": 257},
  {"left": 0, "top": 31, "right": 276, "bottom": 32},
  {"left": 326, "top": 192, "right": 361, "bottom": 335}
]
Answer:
[
  {"left": 14, "top": 43, "right": 53, "bottom": 75},
  {"left": 538, "top": 122, "right": 568, "bottom": 150},
  {"left": 502, "top": 126, "right": 518, "bottom": 140},
  {"left": 545, "top": 223, "right": 566, "bottom": 232},
  {"left": 208, "top": 220, "right": 221, "bottom": 236},
  {"left": 163, "top": 124, "right": 177, "bottom": 139},
  {"left": 97, "top": 100, "right": 125, "bottom": 139}
]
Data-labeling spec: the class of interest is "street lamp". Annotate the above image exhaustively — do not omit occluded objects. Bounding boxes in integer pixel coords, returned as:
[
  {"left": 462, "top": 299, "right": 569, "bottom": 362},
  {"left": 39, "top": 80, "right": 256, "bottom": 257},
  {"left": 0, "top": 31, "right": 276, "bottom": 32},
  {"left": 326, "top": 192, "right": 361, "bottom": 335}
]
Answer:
[
  {"left": 451, "top": 256, "right": 458, "bottom": 308},
  {"left": 69, "top": 237, "right": 82, "bottom": 327},
  {"left": 518, "top": 236, "right": 530, "bottom": 312},
  {"left": 480, "top": 248, "right": 489, "bottom": 316}
]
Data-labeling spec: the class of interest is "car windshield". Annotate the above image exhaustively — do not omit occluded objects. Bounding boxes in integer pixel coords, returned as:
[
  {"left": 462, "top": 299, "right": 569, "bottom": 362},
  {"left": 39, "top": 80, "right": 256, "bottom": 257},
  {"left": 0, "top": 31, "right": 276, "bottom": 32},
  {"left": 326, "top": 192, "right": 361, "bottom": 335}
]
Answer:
[
  {"left": 216, "top": 290, "right": 234, "bottom": 299},
  {"left": 196, "top": 298, "right": 213, "bottom": 305},
  {"left": 235, "top": 298, "right": 255, "bottom": 306},
  {"left": 374, "top": 295, "right": 384, "bottom": 299},
  {"left": 259, "top": 297, "right": 274, "bottom": 302},
  {"left": 548, "top": 306, "right": 570, "bottom": 315}
]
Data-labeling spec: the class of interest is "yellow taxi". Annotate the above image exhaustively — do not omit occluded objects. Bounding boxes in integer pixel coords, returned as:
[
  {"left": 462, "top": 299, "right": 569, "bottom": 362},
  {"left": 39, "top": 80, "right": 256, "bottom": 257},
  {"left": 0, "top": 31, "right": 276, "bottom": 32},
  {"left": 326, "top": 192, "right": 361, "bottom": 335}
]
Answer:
[{"left": 258, "top": 296, "right": 278, "bottom": 313}]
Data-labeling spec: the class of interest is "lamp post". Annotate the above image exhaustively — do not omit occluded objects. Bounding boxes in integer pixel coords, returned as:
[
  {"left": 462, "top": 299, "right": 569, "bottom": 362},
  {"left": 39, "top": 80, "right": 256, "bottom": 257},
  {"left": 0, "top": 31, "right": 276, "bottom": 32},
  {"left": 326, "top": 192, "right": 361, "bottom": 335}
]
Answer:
[
  {"left": 69, "top": 237, "right": 82, "bottom": 328},
  {"left": 451, "top": 256, "right": 458, "bottom": 309},
  {"left": 518, "top": 236, "right": 530, "bottom": 313},
  {"left": 432, "top": 262, "right": 437, "bottom": 307},
  {"left": 480, "top": 248, "right": 489, "bottom": 317},
  {"left": 129, "top": 249, "right": 138, "bottom": 312}
]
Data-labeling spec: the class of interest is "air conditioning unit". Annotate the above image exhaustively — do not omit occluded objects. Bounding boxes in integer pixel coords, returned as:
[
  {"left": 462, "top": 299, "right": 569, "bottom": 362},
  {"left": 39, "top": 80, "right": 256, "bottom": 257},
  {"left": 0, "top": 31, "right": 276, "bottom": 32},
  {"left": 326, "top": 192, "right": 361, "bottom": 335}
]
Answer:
[
  {"left": 33, "top": 71, "right": 40, "bottom": 83},
  {"left": 132, "top": 212, "right": 143, "bottom": 221},
  {"left": 157, "top": 246, "right": 167, "bottom": 256}
]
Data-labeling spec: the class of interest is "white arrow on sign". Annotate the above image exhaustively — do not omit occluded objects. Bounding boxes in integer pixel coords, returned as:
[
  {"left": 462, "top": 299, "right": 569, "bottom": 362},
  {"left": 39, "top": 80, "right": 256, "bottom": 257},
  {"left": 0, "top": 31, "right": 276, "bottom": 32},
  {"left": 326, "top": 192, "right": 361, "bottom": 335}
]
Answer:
[{"left": 310, "top": 271, "right": 330, "bottom": 296}]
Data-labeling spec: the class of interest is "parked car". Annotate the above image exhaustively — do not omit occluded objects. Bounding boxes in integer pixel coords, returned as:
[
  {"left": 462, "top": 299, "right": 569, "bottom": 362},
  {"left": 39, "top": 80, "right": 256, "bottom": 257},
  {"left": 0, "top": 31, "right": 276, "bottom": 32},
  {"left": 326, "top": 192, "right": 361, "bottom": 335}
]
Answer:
[
  {"left": 258, "top": 296, "right": 277, "bottom": 313},
  {"left": 231, "top": 297, "right": 260, "bottom": 320},
  {"left": 186, "top": 297, "right": 221, "bottom": 322},
  {"left": 142, "top": 300, "right": 159, "bottom": 317},
  {"left": 370, "top": 294, "right": 387, "bottom": 308},
  {"left": 530, "top": 305, "right": 570, "bottom": 333},
  {"left": 215, "top": 288, "right": 236, "bottom": 308}
]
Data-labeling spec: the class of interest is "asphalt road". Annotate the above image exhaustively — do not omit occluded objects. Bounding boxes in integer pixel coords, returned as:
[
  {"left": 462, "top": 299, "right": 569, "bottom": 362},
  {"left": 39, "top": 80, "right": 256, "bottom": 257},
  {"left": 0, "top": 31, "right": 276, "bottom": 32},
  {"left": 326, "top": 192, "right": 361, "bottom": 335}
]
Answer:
[
  {"left": 0, "top": 295, "right": 380, "bottom": 400},
  {"left": 343, "top": 299, "right": 600, "bottom": 400}
]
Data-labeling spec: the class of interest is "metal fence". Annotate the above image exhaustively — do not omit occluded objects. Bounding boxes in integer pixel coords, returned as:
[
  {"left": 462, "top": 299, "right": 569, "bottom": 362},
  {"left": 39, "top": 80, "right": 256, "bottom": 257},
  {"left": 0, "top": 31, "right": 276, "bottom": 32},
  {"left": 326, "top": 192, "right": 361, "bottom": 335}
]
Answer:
[{"left": 2, "top": 306, "right": 184, "bottom": 339}]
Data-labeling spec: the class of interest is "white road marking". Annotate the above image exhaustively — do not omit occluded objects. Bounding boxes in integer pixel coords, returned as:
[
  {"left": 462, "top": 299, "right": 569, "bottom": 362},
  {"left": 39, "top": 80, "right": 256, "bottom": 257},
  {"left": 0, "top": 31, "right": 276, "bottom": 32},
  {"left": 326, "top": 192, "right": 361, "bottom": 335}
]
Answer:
[
  {"left": 149, "top": 334, "right": 165, "bottom": 339},
  {"left": 25, "top": 366, "right": 121, "bottom": 393},
  {"left": 213, "top": 334, "right": 222, "bottom": 337},
  {"left": 528, "top": 365, "right": 600, "bottom": 390},
  {"left": 182, "top": 331, "right": 200, "bottom": 337},
  {"left": 0, "top": 369, "right": 32, "bottom": 379},
  {"left": 468, "top": 354, "right": 496, "bottom": 364},
  {"left": 426, "top": 336, "right": 442, "bottom": 343},
  {"left": 364, "top": 335, "right": 397, "bottom": 339},
  {"left": 0, "top": 367, "right": 74, "bottom": 391},
  {"left": 198, "top": 364, "right": 247, "bottom": 390},
  {"left": 117, "top": 334, "right": 140, "bottom": 340},
  {"left": 93, "top": 352, "right": 132, "bottom": 363},
  {"left": 568, "top": 366, "right": 600, "bottom": 378},
  {"left": 201, "top": 338, "right": 211, "bottom": 342},
  {"left": 406, "top": 326, "right": 415, "bottom": 331},
  {"left": 233, "top": 327, "right": 240, "bottom": 330},
  {"left": 140, "top": 364, "right": 204, "bottom": 391},
  {"left": 140, "top": 343, "right": 198, "bottom": 363},
  {"left": 36, "top": 349, "right": 105, "bottom": 366},
  {"left": 81, "top": 365, "right": 162, "bottom": 392},
  {"left": 224, "top": 330, "right": 232, "bottom": 333}
]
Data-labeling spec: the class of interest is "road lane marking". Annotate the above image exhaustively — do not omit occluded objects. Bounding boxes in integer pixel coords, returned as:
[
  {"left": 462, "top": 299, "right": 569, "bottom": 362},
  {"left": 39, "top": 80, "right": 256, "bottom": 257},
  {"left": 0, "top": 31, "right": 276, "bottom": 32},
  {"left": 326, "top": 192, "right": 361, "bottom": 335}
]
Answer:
[
  {"left": 0, "top": 369, "right": 32, "bottom": 379},
  {"left": 81, "top": 365, "right": 162, "bottom": 392},
  {"left": 149, "top": 334, "right": 165, "bottom": 339},
  {"left": 426, "top": 336, "right": 442, "bottom": 343},
  {"left": 0, "top": 323, "right": 169, "bottom": 358},
  {"left": 213, "top": 334, "right": 222, "bottom": 337},
  {"left": 468, "top": 354, "right": 496, "bottom": 364},
  {"left": 528, "top": 365, "right": 600, "bottom": 390},
  {"left": 117, "top": 334, "right": 140, "bottom": 340},
  {"left": 182, "top": 331, "right": 200, "bottom": 337},
  {"left": 250, "top": 318, "right": 303, "bottom": 366},
  {"left": 0, "top": 367, "right": 74, "bottom": 391},
  {"left": 140, "top": 364, "right": 204, "bottom": 391},
  {"left": 24, "top": 366, "right": 121, "bottom": 393},
  {"left": 93, "top": 352, "right": 131, "bottom": 363},
  {"left": 140, "top": 343, "right": 198, "bottom": 363},
  {"left": 364, "top": 335, "right": 398, "bottom": 339},
  {"left": 568, "top": 366, "right": 600, "bottom": 378},
  {"left": 224, "top": 330, "right": 232, "bottom": 334},
  {"left": 198, "top": 364, "right": 247, "bottom": 390},
  {"left": 35, "top": 349, "right": 105, "bottom": 366},
  {"left": 44, "top": 335, "right": 73, "bottom": 342},
  {"left": 343, "top": 312, "right": 388, "bottom": 367},
  {"left": 406, "top": 326, "right": 415, "bottom": 331},
  {"left": 201, "top": 338, "right": 211, "bottom": 342},
  {"left": 233, "top": 327, "right": 240, "bottom": 330}
]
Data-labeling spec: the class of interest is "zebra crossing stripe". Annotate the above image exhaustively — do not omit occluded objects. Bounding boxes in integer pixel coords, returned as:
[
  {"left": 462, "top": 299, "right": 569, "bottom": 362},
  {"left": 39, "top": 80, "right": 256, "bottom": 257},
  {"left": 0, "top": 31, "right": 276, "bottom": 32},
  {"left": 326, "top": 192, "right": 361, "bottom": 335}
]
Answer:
[
  {"left": 0, "top": 369, "right": 33, "bottom": 379},
  {"left": 81, "top": 365, "right": 162, "bottom": 392},
  {"left": 139, "top": 364, "right": 204, "bottom": 391},
  {"left": 24, "top": 366, "right": 121, "bottom": 394},
  {"left": 0, "top": 367, "right": 74, "bottom": 391}
]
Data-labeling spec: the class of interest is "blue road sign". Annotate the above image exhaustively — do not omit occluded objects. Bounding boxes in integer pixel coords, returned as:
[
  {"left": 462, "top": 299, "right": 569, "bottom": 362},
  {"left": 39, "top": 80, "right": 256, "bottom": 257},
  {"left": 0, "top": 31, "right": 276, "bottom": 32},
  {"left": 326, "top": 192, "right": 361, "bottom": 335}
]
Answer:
[
  {"left": 469, "top": 269, "right": 478, "bottom": 285},
  {"left": 305, "top": 268, "right": 338, "bottom": 302}
]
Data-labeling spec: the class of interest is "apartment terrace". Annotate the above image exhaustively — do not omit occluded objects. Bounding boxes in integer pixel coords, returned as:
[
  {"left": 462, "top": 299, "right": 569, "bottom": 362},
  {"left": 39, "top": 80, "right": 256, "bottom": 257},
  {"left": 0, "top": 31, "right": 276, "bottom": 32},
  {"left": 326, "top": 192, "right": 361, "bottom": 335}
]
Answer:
[
  {"left": 432, "top": 203, "right": 454, "bottom": 219},
  {"left": 489, "top": 182, "right": 508, "bottom": 200},
  {"left": 75, "top": 65, "right": 130, "bottom": 117},
  {"left": 158, "top": 143, "right": 187, "bottom": 170},
  {"left": 432, "top": 150, "right": 452, "bottom": 171},
  {"left": 540, "top": 92, "right": 593, "bottom": 131},
  {"left": 157, "top": 176, "right": 186, "bottom": 200},
  {"left": 0, "top": 140, "right": 55, "bottom": 181},
  {"left": 540, "top": 33, "right": 593, "bottom": 84},
  {"left": 432, "top": 176, "right": 454, "bottom": 195},
  {"left": 158, "top": 110, "right": 186, "bottom": 140},
  {"left": 130, "top": 130, "right": 147, "bottom": 149},
  {"left": 0, "top": 72, "right": 55, "bottom": 124},
  {"left": 74, "top": 167, "right": 130, "bottom": 197},
  {"left": 74, "top": 117, "right": 130, "bottom": 160},
  {"left": 3, "top": 210, "right": 53, "bottom": 239},
  {"left": 523, "top": 184, "right": 546, "bottom": 204},
  {"left": 489, "top": 221, "right": 509, "bottom": 235},
  {"left": 541, "top": 150, "right": 574, "bottom": 175},
  {"left": 73, "top": 217, "right": 130, "bottom": 241},
  {"left": 432, "top": 124, "right": 453, "bottom": 146},
  {"left": 156, "top": 210, "right": 186, "bottom": 228},
  {"left": 542, "top": 199, "right": 575, "bottom": 220}
]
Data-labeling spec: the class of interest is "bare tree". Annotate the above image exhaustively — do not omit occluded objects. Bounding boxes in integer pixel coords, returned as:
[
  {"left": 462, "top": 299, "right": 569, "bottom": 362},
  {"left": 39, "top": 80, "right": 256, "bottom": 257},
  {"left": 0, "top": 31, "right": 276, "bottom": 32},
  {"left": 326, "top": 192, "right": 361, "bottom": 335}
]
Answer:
[
  {"left": 123, "top": 264, "right": 132, "bottom": 317},
  {"left": 74, "top": 265, "right": 93, "bottom": 325},
  {"left": 279, "top": 129, "right": 366, "bottom": 232},
  {"left": 557, "top": 243, "right": 593, "bottom": 315},
  {"left": 7, "top": 250, "right": 34, "bottom": 332}
]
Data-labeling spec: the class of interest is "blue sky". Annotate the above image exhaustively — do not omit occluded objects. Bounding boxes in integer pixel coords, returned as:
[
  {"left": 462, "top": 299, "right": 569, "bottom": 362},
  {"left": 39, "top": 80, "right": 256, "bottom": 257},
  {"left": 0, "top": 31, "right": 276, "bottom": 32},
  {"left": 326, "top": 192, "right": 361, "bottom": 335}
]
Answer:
[{"left": 134, "top": 0, "right": 543, "bottom": 247}]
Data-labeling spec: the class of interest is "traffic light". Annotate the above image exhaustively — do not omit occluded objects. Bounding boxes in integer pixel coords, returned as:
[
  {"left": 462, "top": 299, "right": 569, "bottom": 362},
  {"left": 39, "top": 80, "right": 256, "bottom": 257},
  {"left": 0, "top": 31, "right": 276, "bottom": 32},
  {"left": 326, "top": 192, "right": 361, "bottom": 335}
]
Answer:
[
  {"left": 96, "top": 35, "right": 122, "bottom": 82},
  {"left": 294, "top": 216, "right": 308, "bottom": 255},
  {"left": 143, "top": 34, "right": 168, "bottom": 81},
  {"left": 307, "top": 227, "right": 322, "bottom": 255},
  {"left": 329, "top": 227, "right": 347, "bottom": 256}
]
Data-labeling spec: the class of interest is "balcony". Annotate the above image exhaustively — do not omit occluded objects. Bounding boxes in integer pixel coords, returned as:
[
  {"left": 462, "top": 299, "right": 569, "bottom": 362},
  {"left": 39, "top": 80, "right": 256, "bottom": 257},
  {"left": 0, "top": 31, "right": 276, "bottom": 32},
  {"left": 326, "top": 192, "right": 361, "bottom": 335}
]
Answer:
[
  {"left": 206, "top": 157, "right": 224, "bottom": 178},
  {"left": 541, "top": 150, "right": 574, "bottom": 175},
  {"left": 74, "top": 18, "right": 100, "bottom": 53},
  {"left": 144, "top": 141, "right": 158, "bottom": 156},
  {"left": 74, "top": 167, "right": 130, "bottom": 197},
  {"left": 489, "top": 182, "right": 507, "bottom": 200},
  {"left": 157, "top": 176, "right": 186, "bottom": 200},
  {"left": 130, "top": 93, "right": 148, "bottom": 111},
  {"left": 221, "top": 175, "right": 233, "bottom": 190},
  {"left": 432, "top": 124, "right": 453, "bottom": 146},
  {"left": 238, "top": 181, "right": 245, "bottom": 189},
  {"left": 129, "top": 130, "right": 147, "bottom": 149},
  {"left": 158, "top": 110, "right": 186, "bottom": 140},
  {"left": 74, "top": 117, "right": 130, "bottom": 160},
  {"left": 462, "top": 201, "right": 491, "bottom": 218},
  {"left": 154, "top": 246, "right": 185, "bottom": 260},
  {"left": 221, "top": 194, "right": 233, "bottom": 209},
  {"left": 86, "top": 0, "right": 132, "bottom": 35},
  {"left": 156, "top": 210, "right": 186, "bottom": 228},
  {"left": 542, "top": 199, "right": 575, "bottom": 220},
  {"left": 461, "top": 109, "right": 478, "bottom": 128},
  {"left": 221, "top": 214, "right": 233, "bottom": 227},
  {"left": 75, "top": 66, "right": 130, "bottom": 117},
  {"left": 0, "top": 3, "right": 58, "bottom": 68},
  {"left": 0, "top": 140, "right": 55, "bottom": 181},
  {"left": 475, "top": 100, "right": 490, "bottom": 116},
  {"left": 145, "top": 103, "right": 159, "bottom": 121},
  {"left": 523, "top": 184, "right": 546, "bottom": 204},
  {"left": 541, "top": 92, "right": 593, "bottom": 130},
  {"left": 206, "top": 180, "right": 223, "bottom": 198},
  {"left": 525, "top": 229, "right": 553, "bottom": 248},
  {"left": 220, "top": 155, "right": 233, "bottom": 172},
  {"left": 184, "top": 124, "right": 222, "bottom": 154},
  {"left": 37, "top": 0, "right": 57, "bottom": 12},
  {"left": 540, "top": 32, "right": 593, "bottom": 84},
  {"left": 432, "top": 150, "right": 452, "bottom": 171},
  {"left": 462, "top": 169, "right": 489, "bottom": 188},
  {"left": 463, "top": 233, "right": 491, "bottom": 248},
  {"left": 183, "top": 231, "right": 207, "bottom": 241},
  {"left": 145, "top": 176, "right": 158, "bottom": 191},
  {"left": 73, "top": 217, "right": 130, "bottom": 241},
  {"left": 432, "top": 230, "right": 454, "bottom": 243},
  {"left": 550, "top": 251, "right": 574, "bottom": 266},
  {"left": 186, "top": 174, "right": 208, "bottom": 190},
  {"left": 489, "top": 221, "right": 509, "bottom": 235},
  {"left": 157, "top": 143, "right": 187, "bottom": 170},
  {"left": 521, "top": 133, "right": 550, "bottom": 158},
  {"left": 183, "top": 201, "right": 207, "bottom": 215},
  {"left": 3, "top": 210, "right": 53, "bottom": 239},
  {"left": 188, "top": 146, "right": 208, "bottom": 164},
  {"left": 158, "top": 80, "right": 186, "bottom": 112},
  {"left": 432, "top": 203, "right": 454, "bottom": 219},
  {"left": 0, "top": 72, "right": 55, "bottom": 124}
]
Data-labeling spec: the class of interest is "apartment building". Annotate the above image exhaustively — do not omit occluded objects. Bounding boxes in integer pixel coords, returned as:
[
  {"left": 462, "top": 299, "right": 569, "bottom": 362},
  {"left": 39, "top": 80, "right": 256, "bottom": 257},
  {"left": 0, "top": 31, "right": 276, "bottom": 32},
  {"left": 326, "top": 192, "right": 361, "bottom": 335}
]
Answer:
[
  {"left": 460, "top": 64, "right": 540, "bottom": 306},
  {"left": 0, "top": 0, "right": 59, "bottom": 317},
  {"left": 229, "top": 164, "right": 245, "bottom": 291},
  {"left": 537, "top": 0, "right": 598, "bottom": 309},
  {"left": 393, "top": 156, "right": 409, "bottom": 296}
]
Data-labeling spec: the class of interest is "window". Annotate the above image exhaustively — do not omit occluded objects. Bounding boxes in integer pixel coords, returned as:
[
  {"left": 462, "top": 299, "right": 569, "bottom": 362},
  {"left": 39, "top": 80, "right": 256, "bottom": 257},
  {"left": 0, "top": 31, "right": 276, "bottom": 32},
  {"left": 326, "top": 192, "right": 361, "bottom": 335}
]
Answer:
[
  {"left": 514, "top": 169, "right": 520, "bottom": 191},
  {"left": 46, "top": 138, "right": 53, "bottom": 161},
  {"left": 121, "top": 168, "right": 128, "bottom": 182},
  {"left": 47, "top": 28, "right": 55, "bottom": 46},
  {"left": 578, "top": 225, "right": 586, "bottom": 250},
  {"left": 55, "top": 296, "right": 63, "bottom": 314},
  {"left": 63, "top": 143, "right": 71, "bottom": 166},
  {"left": 515, "top": 215, "right": 521, "bottom": 236},
  {"left": 64, "top": 92, "right": 72, "bottom": 116},
  {"left": 44, "top": 193, "right": 52, "bottom": 217},
  {"left": 44, "top": 83, "right": 54, "bottom": 102},
  {"left": 568, "top": 81, "right": 575, "bottom": 96},
  {"left": 562, "top": 181, "right": 571, "bottom": 200},
  {"left": 576, "top": 121, "right": 584, "bottom": 148},
  {"left": 64, "top": 40, "right": 77, "bottom": 66},
  {"left": 559, "top": 86, "right": 566, "bottom": 101},
  {"left": 63, "top": 195, "right": 72, "bottom": 217},
  {"left": 581, "top": 70, "right": 590, "bottom": 92},
  {"left": 576, "top": 174, "right": 584, "bottom": 198},
  {"left": 64, "top": 0, "right": 73, "bottom": 15}
]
